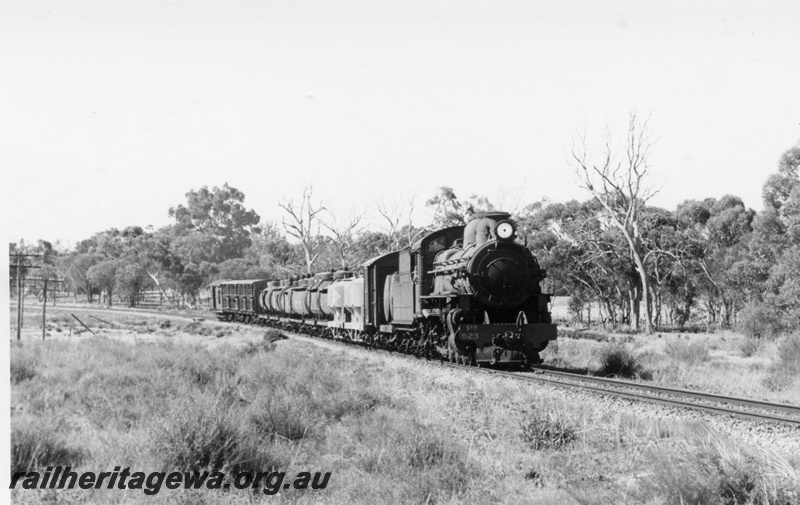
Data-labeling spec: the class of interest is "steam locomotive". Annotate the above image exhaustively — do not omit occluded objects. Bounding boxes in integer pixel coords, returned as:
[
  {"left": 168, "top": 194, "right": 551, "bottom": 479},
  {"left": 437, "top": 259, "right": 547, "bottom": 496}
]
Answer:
[{"left": 210, "top": 212, "right": 556, "bottom": 366}]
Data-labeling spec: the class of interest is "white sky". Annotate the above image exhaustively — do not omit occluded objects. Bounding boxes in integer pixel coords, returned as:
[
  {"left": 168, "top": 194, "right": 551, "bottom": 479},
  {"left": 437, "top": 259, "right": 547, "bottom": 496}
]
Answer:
[{"left": 3, "top": 0, "right": 800, "bottom": 246}]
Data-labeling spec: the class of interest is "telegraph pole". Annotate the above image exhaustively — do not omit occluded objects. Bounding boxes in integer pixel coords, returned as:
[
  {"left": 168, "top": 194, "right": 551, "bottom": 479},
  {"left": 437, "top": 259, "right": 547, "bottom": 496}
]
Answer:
[
  {"left": 42, "top": 278, "right": 48, "bottom": 340},
  {"left": 16, "top": 255, "right": 22, "bottom": 340},
  {"left": 11, "top": 253, "right": 42, "bottom": 340}
]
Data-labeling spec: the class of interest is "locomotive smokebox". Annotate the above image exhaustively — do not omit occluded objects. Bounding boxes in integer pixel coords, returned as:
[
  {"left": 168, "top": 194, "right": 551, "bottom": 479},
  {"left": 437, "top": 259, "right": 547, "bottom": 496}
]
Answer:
[
  {"left": 466, "top": 241, "right": 538, "bottom": 308},
  {"left": 450, "top": 212, "right": 538, "bottom": 309}
]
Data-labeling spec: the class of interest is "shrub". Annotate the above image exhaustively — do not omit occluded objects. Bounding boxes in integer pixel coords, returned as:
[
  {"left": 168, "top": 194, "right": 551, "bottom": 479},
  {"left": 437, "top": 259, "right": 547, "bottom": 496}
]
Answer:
[
  {"left": 10, "top": 352, "right": 38, "bottom": 384},
  {"left": 520, "top": 411, "right": 577, "bottom": 450},
  {"left": 738, "top": 304, "right": 786, "bottom": 339},
  {"left": 402, "top": 431, "right": 478, "bottom": 499},
  {"left": 171, "top": 347, "right": 237, "bottom": 387},
  {"left": 263, "top": 328, "right": 288, "bottom": 343},
  {"left": 761, "top": 370, "right": 795, "bottom": 392},
  {"left": 151, "top": 393, "right": 284, "bottom": 474},
  {"left": 761, "top": 333, "right": 800, "bottom": 391},
  {"left": 239, "top": 330, "right": 287, "bottom": 356},
  {"left": 776, "top": 333, "right": 800, "bottom": 372},
  {"left": 246, "top": 392, "right": 314, "bottom": 441},
  {"left": 664, "top": 339, "right": 710, "bottom": 366},
  {"left": 238, "top": 352, "right": 385, "bottom": 423},
  {"left": 12, "top": 416, "right": 84, "bottom": 475},
  {"left": 599, "top": 343, "right": 642, "bottom": 378},
  {"left": 739, "top": 337, "right": 760, "bottom": 358},
  {"left": 180, "top": 321, "right": 214, "bottom": 336}
]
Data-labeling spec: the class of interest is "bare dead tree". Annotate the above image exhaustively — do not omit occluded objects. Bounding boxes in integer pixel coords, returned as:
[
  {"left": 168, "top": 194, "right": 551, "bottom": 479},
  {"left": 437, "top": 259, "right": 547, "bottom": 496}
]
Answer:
[
  {"left": 377, "top": 200, "right": 403, "bottom": 250},
  {"left": 322, "top": 207, "right": 364, "bottom": 269},
  {"left": 279, "top": 185, "right": 326, "bottom": 274},
  {"left": 377, "top": 193, "right": 427, "bottom": 250},
  {"left": 571, "top": 112, "right": 658, "bottom": 334}
]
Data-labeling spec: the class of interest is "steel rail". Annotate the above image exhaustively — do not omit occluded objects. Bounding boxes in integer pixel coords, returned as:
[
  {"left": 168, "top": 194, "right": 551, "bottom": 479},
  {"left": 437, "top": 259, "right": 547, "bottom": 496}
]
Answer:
[{"left": 527, "top": 368, "right": 800, "bottom": 417}]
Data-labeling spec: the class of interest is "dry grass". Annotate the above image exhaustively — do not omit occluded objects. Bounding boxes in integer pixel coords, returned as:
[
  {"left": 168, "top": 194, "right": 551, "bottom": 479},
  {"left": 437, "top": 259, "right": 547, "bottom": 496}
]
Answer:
[
  {"left": 740, "top": 337, "right": 761, "bottom": 357},
  {"left": 663, "top": 338, "right": 710, "bottom": 365},
  {"left": 10, "top": 343, "right": 38, "bottom": 384},
  {"left": 9, "top": 308, "right": 800, "bottom": 504},
  {"left": 11, "top": 415, "right": 86, "bottom": 476},
  {"left": 762, "top": 334, "right": 800, "bottom": 392},
  {"left": 638, "top": 427, "right": 800, "bottom": 505},
  {"left": 541, "top": 326, "right": 800, "bottom": 403}
]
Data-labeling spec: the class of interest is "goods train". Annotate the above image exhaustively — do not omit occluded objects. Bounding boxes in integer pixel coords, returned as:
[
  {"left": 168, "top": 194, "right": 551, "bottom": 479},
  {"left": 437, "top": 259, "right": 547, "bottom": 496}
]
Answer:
[{"left": 210, "top": 212, "right": 557, "bottom": 366}]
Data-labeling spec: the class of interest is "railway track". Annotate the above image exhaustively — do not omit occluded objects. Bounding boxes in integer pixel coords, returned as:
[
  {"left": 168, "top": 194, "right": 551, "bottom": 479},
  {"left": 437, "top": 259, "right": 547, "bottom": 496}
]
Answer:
[{"left": 474, "top": 366, "right": 800, "bottom": 426}]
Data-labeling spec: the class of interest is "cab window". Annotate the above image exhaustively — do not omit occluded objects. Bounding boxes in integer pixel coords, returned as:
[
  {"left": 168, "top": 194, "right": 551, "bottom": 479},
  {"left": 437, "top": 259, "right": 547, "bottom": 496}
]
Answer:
[{"left": 424, "top": 236, "right": 446, "bottom": 263}]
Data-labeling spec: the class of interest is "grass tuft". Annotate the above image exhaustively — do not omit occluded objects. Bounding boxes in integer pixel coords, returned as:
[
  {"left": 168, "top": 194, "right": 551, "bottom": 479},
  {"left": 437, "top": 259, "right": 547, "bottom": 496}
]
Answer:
[
  {"left": 761, "top": 334, "right": 800, "bottom": 391},
  {"left": 599, "top": 343, "right": 643, "bottom": 378},
  {"left": 402, "top": 430, "right": 479, "bottom": 500},
  {"left": 406, "top": 435, "right": 447, "bottom": 469},
  {"left": 10, "top": 352, "right": 38, "bottom": 384},
  {"left": 777, "top": 333, "right": 800, "bottom": 372},
  {"left": 664, "top": 339, "right": 710, "bottom": 366},
  {"left": 739, "top": 337, "right": 760, "bottom": 358},
  {"left": 640, "top": 430, "right": 799, "bottom": 505},
  {"left": 520, "top": 411, "right": 578, "bottom": 450},
  {"left": 246, "top": 392, "right": 313, "bottom": 441},
  {"left": 171, "top": 347, "right": 238, "bottom": 387}
]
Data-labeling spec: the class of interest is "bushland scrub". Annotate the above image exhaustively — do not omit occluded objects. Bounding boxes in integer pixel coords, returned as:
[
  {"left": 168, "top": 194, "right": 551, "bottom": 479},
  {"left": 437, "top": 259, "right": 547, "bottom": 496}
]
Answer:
[{"left": 11, "top": 330, "right": 800, "bottom": 504}]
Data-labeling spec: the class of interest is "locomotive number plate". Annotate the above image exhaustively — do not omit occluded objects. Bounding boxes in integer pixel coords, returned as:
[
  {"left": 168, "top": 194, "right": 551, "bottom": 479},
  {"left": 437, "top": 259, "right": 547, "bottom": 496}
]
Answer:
[{"left": 460, "top": 324, "right": 482, "bottom": 341}]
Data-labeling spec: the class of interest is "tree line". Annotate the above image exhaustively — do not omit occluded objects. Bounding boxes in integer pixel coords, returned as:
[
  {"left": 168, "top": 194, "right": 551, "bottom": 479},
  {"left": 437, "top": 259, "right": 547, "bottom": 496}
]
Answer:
[{"left": 10, "top": 132, "right": 800, "bottom": 336}]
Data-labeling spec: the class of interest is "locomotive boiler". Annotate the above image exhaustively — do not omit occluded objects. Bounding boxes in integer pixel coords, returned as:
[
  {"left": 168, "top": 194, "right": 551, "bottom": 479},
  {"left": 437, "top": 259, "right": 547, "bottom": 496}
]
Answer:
[{"left": 209, "top": 211, "right": 556, "bottom": 367}]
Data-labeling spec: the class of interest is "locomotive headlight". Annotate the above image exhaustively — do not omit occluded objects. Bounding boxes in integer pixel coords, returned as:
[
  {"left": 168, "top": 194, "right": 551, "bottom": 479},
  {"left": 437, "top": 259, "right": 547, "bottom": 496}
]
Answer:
[{"left": 496, "top": 220, "right": 516, "bottom": 240}]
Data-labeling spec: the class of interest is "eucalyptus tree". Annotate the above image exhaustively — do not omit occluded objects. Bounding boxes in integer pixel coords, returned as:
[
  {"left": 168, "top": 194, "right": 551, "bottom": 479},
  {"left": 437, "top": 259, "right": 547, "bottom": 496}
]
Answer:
[{"left": 571, "top": 113, "right": 658, "bottom": 333}]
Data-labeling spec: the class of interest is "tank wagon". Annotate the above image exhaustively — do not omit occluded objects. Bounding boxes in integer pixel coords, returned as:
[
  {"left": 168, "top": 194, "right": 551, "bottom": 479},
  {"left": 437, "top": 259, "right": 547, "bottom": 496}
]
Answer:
[{"left": 210, "top": 212, "right": 556, "bottom": 366}]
